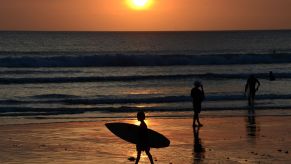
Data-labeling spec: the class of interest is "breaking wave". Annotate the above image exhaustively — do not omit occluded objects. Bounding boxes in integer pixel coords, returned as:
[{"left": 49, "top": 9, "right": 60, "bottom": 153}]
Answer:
[
  {"left": 0, "top": 52, "right": 291, "bottom": 67},
  {"left": 1, "top": 73, "right": 291, "bottom": 84},
  {"left": 0, "top": 93, "right": 290, "bottom": 105}
]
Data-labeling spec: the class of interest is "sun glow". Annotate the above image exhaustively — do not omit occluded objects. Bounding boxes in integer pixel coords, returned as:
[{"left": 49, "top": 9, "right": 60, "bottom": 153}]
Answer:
[
  {"left": 132, "top": 119, "right": 150, "bottom": 126},
  {"left": 127, "top": 0, "right": 153, "bottom": 10}
]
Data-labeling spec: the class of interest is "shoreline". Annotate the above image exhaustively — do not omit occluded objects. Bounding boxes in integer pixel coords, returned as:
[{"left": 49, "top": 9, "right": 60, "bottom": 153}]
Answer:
[
  {"left": 0, "top": 115, "right": 290, "bottom": 163},
  {"left": 1, "top": 108, "right": 291, "bottom": 126}
]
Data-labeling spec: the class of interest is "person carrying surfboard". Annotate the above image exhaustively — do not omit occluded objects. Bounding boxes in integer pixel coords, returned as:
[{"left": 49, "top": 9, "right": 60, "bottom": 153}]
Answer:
[
  {"left": 191, "top": 81, "right": 205, "bottom": 127},
  {"left": 135, "top": 111, "right": 154, "bottom": 164},
  {"left": 245, "top": 75, "right": 260, "bottom": 107}
]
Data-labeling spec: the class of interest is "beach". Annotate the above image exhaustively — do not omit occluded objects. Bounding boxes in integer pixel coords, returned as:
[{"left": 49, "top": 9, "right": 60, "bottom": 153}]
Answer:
[
  {"left": 0, "top": 4, "right": 291, "bottom": 163},
  {"left": 0, "top": 31, "right": 291, "bottom": 163},
  {"left": 0, "top": 114, "right": 290, "bottom": 164}
]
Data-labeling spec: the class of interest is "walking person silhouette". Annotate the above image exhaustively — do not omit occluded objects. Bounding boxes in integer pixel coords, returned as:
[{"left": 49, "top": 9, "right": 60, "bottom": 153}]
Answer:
[
  {"left": 191, "top": 81, "right": 205, "bottom": 127},
  {"left": 245, "top": 75, "right": 260, "bottom": 107},
  {"left": 135, "top": 111, "right": 154, "bottom": 164}
]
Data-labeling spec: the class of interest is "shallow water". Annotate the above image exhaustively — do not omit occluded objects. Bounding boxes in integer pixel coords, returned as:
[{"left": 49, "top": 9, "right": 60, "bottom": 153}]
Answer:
[{"left": 0, "top": 31, "right": 291, "bottom": 118}]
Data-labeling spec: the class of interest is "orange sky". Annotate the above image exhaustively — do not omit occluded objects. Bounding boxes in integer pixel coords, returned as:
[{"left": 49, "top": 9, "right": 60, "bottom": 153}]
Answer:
[{"left": 0, "top": 0, "right": 291, "bottom": 31}]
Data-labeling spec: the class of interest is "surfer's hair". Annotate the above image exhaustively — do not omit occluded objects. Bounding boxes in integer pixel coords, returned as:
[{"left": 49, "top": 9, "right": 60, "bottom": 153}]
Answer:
[{"left": 137, "top": 111, "right": 145, "bottom": 121}]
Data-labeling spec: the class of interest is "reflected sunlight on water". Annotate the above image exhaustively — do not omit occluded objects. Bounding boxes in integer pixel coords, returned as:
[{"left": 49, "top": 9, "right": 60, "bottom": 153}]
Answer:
[
  {"left": 130, "top": 119, "right": 150, "bottom": 126},
  {"left": 135, "top": 104, "right": 159, "bottom": 108},
  {"left": 126, "top": 88, "right": 162, "bottom": 95},
  {"left": 128, "top": 117, "right": 162, "bottom": 128}
]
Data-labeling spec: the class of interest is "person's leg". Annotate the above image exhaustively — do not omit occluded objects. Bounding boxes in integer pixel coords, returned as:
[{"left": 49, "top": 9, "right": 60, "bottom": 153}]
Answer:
[
  {"left": 197, "top": 113, "right": 203, "bottom": 126},
  {"left": 193, "top": 112, "right": 197, "bottom": 127},
  {"left": 248, "top": 94, "right": 251, "bottom": 106},
  {"left": 145, "top": 150, "right": 154, "bottom": 164},
  {"left": 250, "top": 91, "right": 255, "bottom": 106},
  {"left": 135, "top": 150, "right": 141, "bottom": 164},
  {"left": 252, "top": 92, "right": 256, "bottom": 105}
]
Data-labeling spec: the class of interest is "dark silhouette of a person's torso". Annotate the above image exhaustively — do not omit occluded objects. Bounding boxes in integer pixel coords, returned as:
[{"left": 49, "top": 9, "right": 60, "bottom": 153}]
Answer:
[
  {"left": 247, "top": 77, "right": 259, "bottom": 93},
  {"left": 137, "top": 121, "right": 150, "bottom": 151},
  {"left": 191, "top": 87, "right": 204, "bottom": 112}
]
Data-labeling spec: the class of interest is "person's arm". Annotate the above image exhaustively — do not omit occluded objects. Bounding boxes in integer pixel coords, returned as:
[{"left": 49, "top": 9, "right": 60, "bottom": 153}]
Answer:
[
  {"left": 244, "top": 82, "right": 248, "bottom": 94},
  {"left": 256, "top": 79, "right": 261, "bottom": 91},
  {"left": 201, "top": 85, "right": 205, "bottom": 100}
]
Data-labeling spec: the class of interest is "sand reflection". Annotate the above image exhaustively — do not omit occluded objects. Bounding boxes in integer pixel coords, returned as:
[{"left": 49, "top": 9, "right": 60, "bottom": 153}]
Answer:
[
  {"left": 246, "top": 108, "right": 260, "bottom": 143},
  {"left": 193, "top": 127, "right": 205, "bottom": 163}
]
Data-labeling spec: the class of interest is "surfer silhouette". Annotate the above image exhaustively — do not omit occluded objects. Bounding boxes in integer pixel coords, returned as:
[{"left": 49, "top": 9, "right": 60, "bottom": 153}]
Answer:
[
  {"left": 135, "top": 111, "right": 154, "bottom": 164},
  {"left": 191, "top": 81, "right": 205, "bottom": 127},
  {"left": 244, "top": 75, "right": 260, "bottom": 107}
]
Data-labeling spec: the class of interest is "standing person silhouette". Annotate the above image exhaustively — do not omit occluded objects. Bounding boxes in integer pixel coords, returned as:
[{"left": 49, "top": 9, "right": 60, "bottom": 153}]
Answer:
[
  {"left": 191, "top": 81, "right": 205, "bottom": 127},
  {"left": 245, "top": 75, "right": 260, "bottom": 107},
  {"left": 135, "top": 111, "right": 154, "bottom": 164}
]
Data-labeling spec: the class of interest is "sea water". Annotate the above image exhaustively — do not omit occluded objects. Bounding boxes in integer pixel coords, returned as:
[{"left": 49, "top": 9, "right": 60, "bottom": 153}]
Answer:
[{"left": 0, "top": 31, "right": 291, "bottom": 122}]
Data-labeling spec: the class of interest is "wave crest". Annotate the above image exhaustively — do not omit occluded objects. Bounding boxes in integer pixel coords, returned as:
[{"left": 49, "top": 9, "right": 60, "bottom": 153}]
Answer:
[{"left": 0, "top": 52, "right": 291, "bottom": 67}]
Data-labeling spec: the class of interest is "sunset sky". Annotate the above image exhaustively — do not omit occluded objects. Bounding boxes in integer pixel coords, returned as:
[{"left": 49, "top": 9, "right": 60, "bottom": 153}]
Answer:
[{"left": 0, "top": 0, "right": 291, "bottom": 31}]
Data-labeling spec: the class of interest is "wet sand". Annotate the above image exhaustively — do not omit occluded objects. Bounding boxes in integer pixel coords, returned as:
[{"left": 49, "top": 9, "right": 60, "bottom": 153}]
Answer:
[{"left": 0, "top": 115, "right": 290, "bottom": 164}]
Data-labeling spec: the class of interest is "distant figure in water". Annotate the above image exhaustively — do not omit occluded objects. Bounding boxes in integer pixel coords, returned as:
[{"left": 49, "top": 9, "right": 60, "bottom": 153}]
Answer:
[
  {"left": 245, "top": 75, "right": 260, "bottom": 107},
  {"left": 269, "top": 71, "right": 276, "bottom": 81},
  {"left": 273, "top": 49, "right": 276, "bottom": 54},
  {"left": 191, "top": 81, "right": 205, "bottom": 127},
  {"left": 135, "top": 111, "right": 154, "bottom": 164}
]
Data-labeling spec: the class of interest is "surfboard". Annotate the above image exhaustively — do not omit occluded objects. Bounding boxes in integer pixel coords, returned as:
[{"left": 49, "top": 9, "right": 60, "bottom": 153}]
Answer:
[{"left": 105, "top": 122, "right": 170, "bottom": 148}]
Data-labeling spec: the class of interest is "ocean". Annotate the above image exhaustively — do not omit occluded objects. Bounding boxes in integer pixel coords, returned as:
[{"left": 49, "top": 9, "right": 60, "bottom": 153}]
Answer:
[{"left": 0, "top": 31, "right": 291, "bottom": 123}]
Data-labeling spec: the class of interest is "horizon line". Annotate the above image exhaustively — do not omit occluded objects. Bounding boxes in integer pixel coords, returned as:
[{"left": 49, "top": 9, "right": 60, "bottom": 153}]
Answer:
[{"left": 0, "top": 29, "right": 291, "bottom": 33}]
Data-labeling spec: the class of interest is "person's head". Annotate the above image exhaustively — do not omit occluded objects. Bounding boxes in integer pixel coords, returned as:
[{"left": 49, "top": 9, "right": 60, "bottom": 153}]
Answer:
[
  {"left": 137, "top": 111, "right": 145, "bottom": 121},
  {"left": 194, "top": 81, "right": 201, "bottom": 87}
]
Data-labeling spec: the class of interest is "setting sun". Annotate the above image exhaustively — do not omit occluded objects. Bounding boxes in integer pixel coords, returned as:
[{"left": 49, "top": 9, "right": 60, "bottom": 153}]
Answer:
[{"left": 127, "top": 0, "right": 153, "bottom": 10}]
